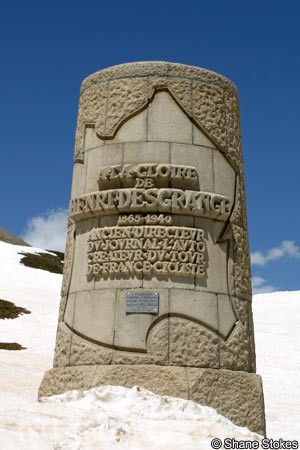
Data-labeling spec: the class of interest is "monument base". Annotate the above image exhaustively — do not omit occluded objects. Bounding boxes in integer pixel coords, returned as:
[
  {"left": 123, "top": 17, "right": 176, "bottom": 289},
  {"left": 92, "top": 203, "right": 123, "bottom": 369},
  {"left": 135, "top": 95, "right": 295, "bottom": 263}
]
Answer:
[{"left": 39, "top": 365, "right": 265, "bottom": 435}]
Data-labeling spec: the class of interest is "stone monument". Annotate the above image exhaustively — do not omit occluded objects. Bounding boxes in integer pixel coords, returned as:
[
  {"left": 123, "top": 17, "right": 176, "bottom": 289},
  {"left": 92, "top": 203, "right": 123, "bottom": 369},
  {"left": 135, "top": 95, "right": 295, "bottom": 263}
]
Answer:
[{"left": 39, "top": 62, "right": 265, "bottom": 435}]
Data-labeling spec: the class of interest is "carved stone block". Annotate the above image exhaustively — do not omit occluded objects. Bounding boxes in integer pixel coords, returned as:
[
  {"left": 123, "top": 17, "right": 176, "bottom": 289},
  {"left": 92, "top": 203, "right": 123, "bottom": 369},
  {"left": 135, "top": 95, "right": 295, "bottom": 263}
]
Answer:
[{"left": 39, "top": 62, "right": 265, "bottom": 435}]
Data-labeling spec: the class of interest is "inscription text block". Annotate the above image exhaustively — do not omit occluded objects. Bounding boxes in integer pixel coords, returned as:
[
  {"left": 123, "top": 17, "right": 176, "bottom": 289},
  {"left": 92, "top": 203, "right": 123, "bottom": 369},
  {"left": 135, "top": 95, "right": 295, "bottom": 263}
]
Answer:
[{"left": 126, "top": 291, "right": 159, "bottom": 314}]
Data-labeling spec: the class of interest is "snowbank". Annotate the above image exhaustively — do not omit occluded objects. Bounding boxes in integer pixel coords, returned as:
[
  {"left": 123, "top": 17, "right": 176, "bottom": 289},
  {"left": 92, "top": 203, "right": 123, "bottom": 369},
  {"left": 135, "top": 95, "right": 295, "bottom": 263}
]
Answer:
[{"left": 0, "top": 241, "right": 299, "bottom": 448}]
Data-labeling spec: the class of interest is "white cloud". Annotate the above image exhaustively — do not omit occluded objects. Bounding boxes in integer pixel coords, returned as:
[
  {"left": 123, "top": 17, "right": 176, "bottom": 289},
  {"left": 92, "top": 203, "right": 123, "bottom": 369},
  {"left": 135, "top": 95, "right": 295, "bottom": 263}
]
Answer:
[
  {"left": 252, "top": 276, "right": 265, "bottom": 287},
  {"left": 251, "top": 240, "right": 300, "bottom": 267},
  {"left": 252, "top": 276, "right": 276, "bottom": 295},
  {"left": 22, "top": 208, "right": 68, "bottom": 252}
]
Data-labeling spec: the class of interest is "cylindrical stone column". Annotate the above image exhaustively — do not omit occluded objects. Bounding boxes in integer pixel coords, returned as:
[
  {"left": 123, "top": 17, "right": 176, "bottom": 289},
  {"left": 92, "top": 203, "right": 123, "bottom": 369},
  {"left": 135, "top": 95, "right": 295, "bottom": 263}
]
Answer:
[{"left": 39, "top": 62, "right": 265, "bottom": 435}]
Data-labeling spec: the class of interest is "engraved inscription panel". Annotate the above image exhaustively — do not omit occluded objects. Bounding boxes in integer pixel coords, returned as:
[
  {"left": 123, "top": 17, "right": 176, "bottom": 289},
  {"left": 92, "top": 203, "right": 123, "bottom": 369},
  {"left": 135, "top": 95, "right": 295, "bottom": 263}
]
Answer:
[
  {"left": 80, "top": 163, "right": 231, "bottom": 281},
  {"left": 126, "top": 291, "right": 159, "bottom": 314},
  {"left": 98, "top": 163, "right": 199, "bottom": 189},
  {"left": 70, "top": 162, "right": 232, "bottom": 226},
  {"left": 70, "top": 188, "right": 231, "bottom": 221},
  {"left": 87, "top": 225, "right": 206, "bottom": 279}
]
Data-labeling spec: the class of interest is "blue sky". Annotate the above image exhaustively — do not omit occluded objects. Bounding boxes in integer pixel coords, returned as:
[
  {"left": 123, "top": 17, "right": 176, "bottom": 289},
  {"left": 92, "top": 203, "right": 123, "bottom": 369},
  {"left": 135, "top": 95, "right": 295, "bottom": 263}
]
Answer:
[{"left": 1, "top": 0, "right": 299, "bottom": 292}]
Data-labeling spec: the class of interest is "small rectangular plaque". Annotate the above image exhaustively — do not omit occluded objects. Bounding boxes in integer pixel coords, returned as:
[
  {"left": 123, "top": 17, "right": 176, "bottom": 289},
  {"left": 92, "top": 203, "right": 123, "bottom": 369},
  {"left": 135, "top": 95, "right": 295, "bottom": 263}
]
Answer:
[{"left": 126, "top": 291, "right": 159, "bottom": 314}]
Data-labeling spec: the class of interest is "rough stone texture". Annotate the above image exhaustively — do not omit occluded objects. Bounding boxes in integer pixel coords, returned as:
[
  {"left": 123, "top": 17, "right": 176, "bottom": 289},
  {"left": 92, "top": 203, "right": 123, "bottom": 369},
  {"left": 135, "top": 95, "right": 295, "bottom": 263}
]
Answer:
[
  {"left": 92, "top": 365, "right": 188, "bottom": 399},
  {"left": 218, "top": 297, "right": 256, "bottom": 373},
  {"left": 39, "top": 365, "right": 97, "bottom": 398},
  {"left": 188, "top": 368, "right": 265, "bottom": 435},
  {"left": 74, "top": 62, "right": 241, "bottom": 165},
  {"left": 248, "top": 305, "right": 257, "bottom": 373},
  {"left": 60, "top": 220, "right": 75, "bottom": 301},
  {"left": 103, "top": 78, "right": 148, "bottom": 137},
  {"left": 231, "top": 225, "right": 252, "bottom": 301},
  {"left": 53, "top": 323, "right": 71, "bottom": 367},
  {"left": 224, "top": 87, "right": 243, "bottom": 170},
  {"left": 192, "top": 82, "right": 226, "bottom": 150},
  {"left": 80, "top": 62, "right": 234, "bottom": 92},
  {"left": 53, "top": 311, "right": 255, "bottom": 371},
  {"left": 39, "top": 365, "right": 265, "bottom": 435},
  {"left": 146, "top": 318, "right": 169, "bottom": 362},
  {"left": 75, "top": 84, "right": 107, "bottom": 161},
  {"left": 69, "top": 330, "right": 113, "bottom": 366},
  {"left": 162, "top": 79, "right": 192, "bottom": 114},
  {"left": 111, "top": 351, "right": 166, "bottom": 366},
  {"left": 230, "top": 175, "right": 248, "bottom": 230},
  {"left": 166, "top": 63, "right": 231, "bottom": 87},
  {"left": 168, "top": 317, "right": 219, "bottom": 368}
]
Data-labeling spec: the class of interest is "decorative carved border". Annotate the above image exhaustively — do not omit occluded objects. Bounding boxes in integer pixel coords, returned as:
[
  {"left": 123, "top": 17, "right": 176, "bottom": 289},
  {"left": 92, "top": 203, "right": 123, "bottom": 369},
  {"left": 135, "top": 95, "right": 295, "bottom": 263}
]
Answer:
[{"left": 74, "top": 62, "right": 241, "bottom": 175}]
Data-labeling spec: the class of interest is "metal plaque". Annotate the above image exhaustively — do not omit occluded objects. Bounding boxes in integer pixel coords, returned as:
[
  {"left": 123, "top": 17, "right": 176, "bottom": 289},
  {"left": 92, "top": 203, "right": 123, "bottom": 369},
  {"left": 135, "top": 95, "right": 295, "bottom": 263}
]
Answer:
[{"left": 126, "top": 291, "right": 159, "bottom": 314}]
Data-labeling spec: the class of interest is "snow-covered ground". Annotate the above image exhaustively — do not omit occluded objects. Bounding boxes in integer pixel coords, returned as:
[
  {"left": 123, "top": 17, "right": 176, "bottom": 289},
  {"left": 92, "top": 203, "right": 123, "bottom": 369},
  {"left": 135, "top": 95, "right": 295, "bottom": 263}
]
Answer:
[
  {"left": 253, "top": 290, "right": 300, "bottom": 440},
  {"left": 0, "top": 240, "right": 299, "bottom": 449}
]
